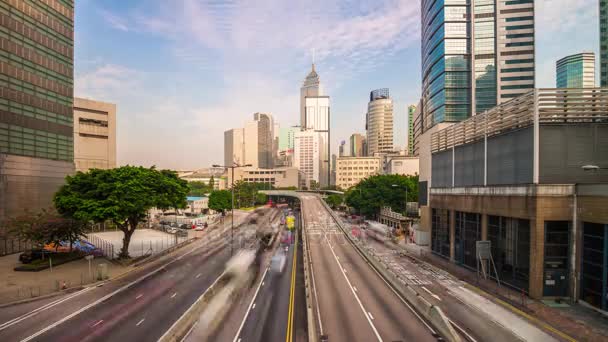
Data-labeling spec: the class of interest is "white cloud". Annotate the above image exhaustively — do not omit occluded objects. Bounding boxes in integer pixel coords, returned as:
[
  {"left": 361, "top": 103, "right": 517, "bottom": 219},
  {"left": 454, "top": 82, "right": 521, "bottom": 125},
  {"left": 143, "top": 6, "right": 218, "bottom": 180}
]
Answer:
[
  {"left": 75, "top": 64, "right": 144, "bottom": 101},
  {"left": 99, "top": 9, "right": 130, "bottom": 32},
  {"left": 536, "top": 0, "right": 597, "bottom": 36}
]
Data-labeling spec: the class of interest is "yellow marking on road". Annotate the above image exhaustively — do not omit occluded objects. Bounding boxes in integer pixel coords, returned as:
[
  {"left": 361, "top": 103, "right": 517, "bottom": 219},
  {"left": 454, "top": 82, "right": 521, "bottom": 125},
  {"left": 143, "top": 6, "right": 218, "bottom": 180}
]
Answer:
[{"left": 285, "top": 229, "right": 299, "bottom": 342}]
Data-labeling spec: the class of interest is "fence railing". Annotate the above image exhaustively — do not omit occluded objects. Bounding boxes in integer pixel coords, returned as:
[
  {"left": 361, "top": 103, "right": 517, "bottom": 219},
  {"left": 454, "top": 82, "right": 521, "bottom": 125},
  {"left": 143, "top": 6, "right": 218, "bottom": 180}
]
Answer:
[
  {"left": 0, "top": 238, "right": 33, "bottom": 256},
  {"left": 431, "top": 88, "right": 608, "bottom": 153},
  {"left": 85, "top": 234, "right": 116, "bottom": 259}
]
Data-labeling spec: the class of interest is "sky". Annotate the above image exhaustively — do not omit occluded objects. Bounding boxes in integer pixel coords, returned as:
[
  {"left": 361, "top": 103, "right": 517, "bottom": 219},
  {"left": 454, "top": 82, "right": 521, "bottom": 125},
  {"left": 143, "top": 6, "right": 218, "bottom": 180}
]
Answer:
[{"left": 75, "top": 0, "right": 600, "bottom": 170}]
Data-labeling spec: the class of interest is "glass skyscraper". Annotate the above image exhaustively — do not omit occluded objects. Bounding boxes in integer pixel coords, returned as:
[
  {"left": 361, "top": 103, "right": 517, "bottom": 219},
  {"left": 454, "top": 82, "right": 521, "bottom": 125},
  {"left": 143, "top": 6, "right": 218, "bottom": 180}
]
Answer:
[
  {"left": 0, "top": 0, "right": 74, "bottom": 219},
  {"left": 601, "top": 0, "right": 608, "bottom": 87},
  {"left": 421, "top": 0, "right": 535, "bottom": 130},
  {"left": 556, "top": 52, "right": 596, "bottom": 88}
]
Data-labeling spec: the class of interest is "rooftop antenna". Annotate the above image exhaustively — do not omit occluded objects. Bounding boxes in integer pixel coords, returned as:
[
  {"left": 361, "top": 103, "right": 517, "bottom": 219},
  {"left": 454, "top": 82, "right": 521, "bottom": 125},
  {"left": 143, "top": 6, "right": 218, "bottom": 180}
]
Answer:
[{"left": 312, "top": 48, "right": 316, "bottom": 71}]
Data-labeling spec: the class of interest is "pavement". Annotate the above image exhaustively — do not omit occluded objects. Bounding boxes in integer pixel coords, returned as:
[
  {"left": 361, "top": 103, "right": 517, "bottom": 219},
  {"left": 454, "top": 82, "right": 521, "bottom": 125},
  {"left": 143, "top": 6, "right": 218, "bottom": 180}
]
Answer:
[
  {"left": 0, "top": 212, "right": 252, "bottom": 342},
  {"left": 301, "top": 195, "right": 437, "bottom": 342},
  {"left": 398, "top": 239, "right": 608, "bottom": 342}
]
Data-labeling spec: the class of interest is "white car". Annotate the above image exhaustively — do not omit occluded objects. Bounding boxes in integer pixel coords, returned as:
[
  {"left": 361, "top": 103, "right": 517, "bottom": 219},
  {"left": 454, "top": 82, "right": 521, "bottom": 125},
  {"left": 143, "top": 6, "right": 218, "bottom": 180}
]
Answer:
[{"left": 270, "top": 253, "right": 286, "bottom": 273}]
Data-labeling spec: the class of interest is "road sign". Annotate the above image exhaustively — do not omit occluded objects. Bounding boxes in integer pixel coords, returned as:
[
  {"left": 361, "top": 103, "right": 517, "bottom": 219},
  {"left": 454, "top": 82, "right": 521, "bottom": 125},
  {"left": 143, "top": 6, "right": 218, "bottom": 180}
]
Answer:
[{"left": 476, "top": 240, "right": 491, "bottom": 260}]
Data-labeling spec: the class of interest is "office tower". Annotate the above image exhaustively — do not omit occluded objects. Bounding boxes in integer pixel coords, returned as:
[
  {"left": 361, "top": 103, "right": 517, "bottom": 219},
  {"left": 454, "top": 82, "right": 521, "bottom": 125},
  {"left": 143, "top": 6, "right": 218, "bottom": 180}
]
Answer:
[
  {"left": 224, "top": 128, "right": 245, "bottom": 166},
  {"left": 339, "top": 140, "right": 346, "bottom": 157},
  {"left": 252, "top": 112, "right": 274, "bottom": 169},
  {"left": 294, "top": 130, "right": 325, "bottom": 188},
  {"left": 407, "top": 105, "right": 416, "bottom": 155},
  {"left": 303, "top": 95, "right": 330, "bottom": 186},
  {"left": 350, "top": 133, "right": 365, "bottom": 157},
  {"left": 0, "top": 0, "right": 75, "bottom": 220},
  {"left": 366, "top": 88, "right": 394, "bottom": 155},
  {"left": 279, "top": 127, "right": 298, "bottom": 151},
  {"left": 421, "top": 0, "right": 535, "bottom": 130},
  {"left": 300, "top": 64, "right": 321, "bottom": 128},
  {"left": 556, "top": 53, "right": 596, "bottom": 88},
  {"left": 601, "top": 0, "right": 608, "bottom": 86},
  {"left": 73, "top": 98, "right": 117, "bottom": 172}
]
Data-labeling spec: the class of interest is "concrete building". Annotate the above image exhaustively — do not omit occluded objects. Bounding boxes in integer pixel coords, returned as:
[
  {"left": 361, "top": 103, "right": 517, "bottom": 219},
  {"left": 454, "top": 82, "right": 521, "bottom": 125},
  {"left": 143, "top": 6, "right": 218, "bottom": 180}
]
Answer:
[
  {"left": 384, "top": 155, "right": 419, "bottom": 176},
  {"left": 304, "top": 96, "right": 330, "bottom": 186},
  {"left": 0, "top": 0, "right": 75, "bottom": 221},
  {"left": 556, "top": 52, "right": 596, "bottom": 88},
  {"left": 331, "top": 154, "right": 337, "bottom": 186},
  {"left": 73, "top": 98, "right": 116, "bottom": 172},
  {"left": 279, "top": 126, "right": 298, "bottom": 151},
  {"left": 426, "top": 88, "right": 608, "bottom": 306},
  {"left": 227, "top": 167, "right": 301, "bottom": 189},
  {"left": 336, "top": 156, "right": 382, "bottom": 190},
  {"left": 350, "top": 133, "right": 366, "bottom": 157},
  {"left": 179, "top": 168, "right": 225, "bottom": 190},
  {"left": 294, "top": 130, "right": 324, "bottom": 188},
  {"left": 224, "top": 113, "right": 274, "bottom": 169},
  {"left": 338, "top": 140, "right": 346, "bottom": 157},
  {"left": 366, "top": 88, "right": 394, "bottom": 155},
  {"left": 185, "top": 196, "right": 209, "bottom": 216},
  {"left": 421, "top": 0, "right": 535, "bottom": 130},
  {"left": 300, "top": 64, "right": 322, "bottom": 129},
  {"left": 408, "top": 105, "right": 416, "bottom": 156},
  {"left": 601, "top": 0, "right": 608, "bottom": 87}
]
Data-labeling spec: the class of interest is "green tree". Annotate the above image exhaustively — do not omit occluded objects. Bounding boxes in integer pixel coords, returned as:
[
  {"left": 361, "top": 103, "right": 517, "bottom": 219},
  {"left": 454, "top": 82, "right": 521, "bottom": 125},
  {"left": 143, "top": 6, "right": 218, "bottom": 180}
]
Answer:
[
  {"left": 8, "top": 209, "right": 87, "bottom": 252},
  {"left": 324, "top": 194, "right": 344, "bottom": 209},
  {"left": 344, "top": 174, "right": 418, "bottom": 217},
  {"left": 54, "top": 166, "right": 189, "bottom": 258},
  {"left": 209, "top": 176, "right": 215, "bottom": 190},
  {"left": 208, "top": 190, "right": 232, "bottom": 213},
  {"left": 188, "top": 181, "right": 212, "bottom": 197}
]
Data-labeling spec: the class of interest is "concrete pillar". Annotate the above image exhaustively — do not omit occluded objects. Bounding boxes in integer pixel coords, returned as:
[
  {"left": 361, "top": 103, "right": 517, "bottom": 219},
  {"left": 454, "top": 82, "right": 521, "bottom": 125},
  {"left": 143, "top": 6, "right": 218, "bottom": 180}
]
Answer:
[
  {"left": 529, "top": 216, "right": 545, "bottom": 299},
  {"left": 481, "top": 214, "right": 488, "bottom": 241},
  {"left": 450, "top": 209, "right": 456, "bottom": 263}
]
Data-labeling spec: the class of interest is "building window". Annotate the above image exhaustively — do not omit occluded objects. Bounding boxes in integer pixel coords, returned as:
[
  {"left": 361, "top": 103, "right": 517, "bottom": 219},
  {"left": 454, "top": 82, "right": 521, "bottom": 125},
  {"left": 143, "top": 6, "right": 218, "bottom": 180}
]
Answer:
[
  {"left": 487, "top": 216, "right": 530, "bottom": 292},
  {"left": 431, "top": 209, "right": 450, "bottom": 258}
]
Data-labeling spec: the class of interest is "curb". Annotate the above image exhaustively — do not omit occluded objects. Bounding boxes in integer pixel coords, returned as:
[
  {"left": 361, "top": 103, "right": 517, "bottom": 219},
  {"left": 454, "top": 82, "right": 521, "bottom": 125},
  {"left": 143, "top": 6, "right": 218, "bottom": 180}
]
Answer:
[{"left": 0, "top": 287, "right": 84, "bottom": 309}]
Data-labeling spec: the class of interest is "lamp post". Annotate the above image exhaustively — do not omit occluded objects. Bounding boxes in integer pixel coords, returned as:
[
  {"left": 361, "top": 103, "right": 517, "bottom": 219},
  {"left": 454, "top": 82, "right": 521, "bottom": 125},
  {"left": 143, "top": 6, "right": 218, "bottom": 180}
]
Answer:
[{"left": 213, "top": 163, "right": 252, "bottom": 256}]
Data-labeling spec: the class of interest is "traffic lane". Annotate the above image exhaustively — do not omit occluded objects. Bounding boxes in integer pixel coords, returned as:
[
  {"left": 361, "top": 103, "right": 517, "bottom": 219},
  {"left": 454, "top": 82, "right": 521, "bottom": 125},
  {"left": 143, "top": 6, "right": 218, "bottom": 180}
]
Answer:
[
  {"left": 0, "top": 223, "right": 235, "bottom": 336},
  {"left": 330, "top": 233, "right": 436, "bottom": 342},
  {"left": 237, "top": 246, "right": 293, "bottom": 342},
  {"left": 304, "top": 216, "right": 377, "bottom": 340},
  {"left": 23, "top": 242, "right": 231, "bottom": 342},
  {"left": 292, "top": 228, "right": 307, "bottom": 342},
  {"left": 7, "top": 235, "right": 232, "bottom": 342},
  {"left": 38, "top": 246, "right": 232, "bottom": 342}
]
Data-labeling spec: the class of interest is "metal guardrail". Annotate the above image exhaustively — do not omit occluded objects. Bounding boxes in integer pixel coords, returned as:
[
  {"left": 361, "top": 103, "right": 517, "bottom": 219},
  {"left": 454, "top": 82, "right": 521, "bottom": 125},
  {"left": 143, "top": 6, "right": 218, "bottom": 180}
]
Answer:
[{"left": 431, "top": 88, "right": 608, "bottom": 153}]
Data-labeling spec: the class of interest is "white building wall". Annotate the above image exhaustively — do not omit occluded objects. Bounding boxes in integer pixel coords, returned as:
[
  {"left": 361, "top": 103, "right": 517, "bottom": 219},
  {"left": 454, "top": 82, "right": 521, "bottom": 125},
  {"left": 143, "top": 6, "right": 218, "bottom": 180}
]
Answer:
[{"left": 294, "top": 130, "right": 322, "bottom": 187}]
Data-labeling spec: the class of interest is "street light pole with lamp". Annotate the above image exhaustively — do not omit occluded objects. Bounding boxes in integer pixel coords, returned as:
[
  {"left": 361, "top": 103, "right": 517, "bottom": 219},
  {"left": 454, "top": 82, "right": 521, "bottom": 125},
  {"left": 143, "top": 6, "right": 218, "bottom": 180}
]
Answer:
[{"left": 212, "top": 163, "right": 253, "bottom": 256}]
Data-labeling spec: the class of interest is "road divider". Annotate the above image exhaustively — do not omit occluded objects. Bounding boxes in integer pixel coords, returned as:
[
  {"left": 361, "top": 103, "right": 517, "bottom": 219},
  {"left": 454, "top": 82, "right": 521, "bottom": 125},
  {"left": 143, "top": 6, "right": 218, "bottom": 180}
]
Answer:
[{"left": 318, "top": 198, "right": 462, "bottom": 342}]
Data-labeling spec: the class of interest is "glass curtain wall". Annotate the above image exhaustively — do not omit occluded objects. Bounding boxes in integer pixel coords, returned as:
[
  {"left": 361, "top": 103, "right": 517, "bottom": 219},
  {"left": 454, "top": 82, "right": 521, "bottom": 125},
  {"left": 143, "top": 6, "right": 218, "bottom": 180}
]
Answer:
[
  {"left": 581, "top": 222, "right": 607, "bottom": 310},
  {"left": 473, "top": 0, "right": 497, "bottom": 113}
]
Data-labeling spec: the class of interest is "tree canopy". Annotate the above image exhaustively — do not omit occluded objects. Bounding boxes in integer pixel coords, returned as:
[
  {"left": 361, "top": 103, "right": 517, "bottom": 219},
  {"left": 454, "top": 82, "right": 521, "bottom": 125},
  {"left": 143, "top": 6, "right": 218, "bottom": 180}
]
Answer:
[
  {"left": 324, "top": 194, "right": 344, "bottom": 209},
  {"left": 344, "top": 174, "right": 418, "bottom": 217},
  {"left": 208, "top": 190, "right": 232, "bottom": 213},
  {"left": 54, "top": 166, "right": 189, "bottom": 258},
  {"left": 8, "top": 209, "right": 87, "bottom": 252}
]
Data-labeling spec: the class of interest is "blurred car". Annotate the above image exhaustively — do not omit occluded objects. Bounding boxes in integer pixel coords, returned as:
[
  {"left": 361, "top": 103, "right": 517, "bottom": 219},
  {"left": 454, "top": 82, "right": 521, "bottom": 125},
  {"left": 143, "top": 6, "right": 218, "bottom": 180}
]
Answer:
[
  {"left": 19, "top": 249, "right": 55, "bottom": 264},
  {"left": 194, "top": 225, "right": 205, "bottom": 231},
  {"left": 270, "top": 252, "right": 286, "bottom": 273},
  {"left": 166, "top": 227, "right": 178, "bottom": 234},
  {"left": 179, "top": 224, "right": 190, "bottom": 230}
]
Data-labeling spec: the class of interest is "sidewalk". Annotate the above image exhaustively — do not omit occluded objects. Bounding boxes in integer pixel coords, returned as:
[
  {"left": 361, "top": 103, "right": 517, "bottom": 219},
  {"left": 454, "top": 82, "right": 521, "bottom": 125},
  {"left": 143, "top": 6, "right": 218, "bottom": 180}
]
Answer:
[{"left": 399, "top": 241, "right": 608, "bottom": 342}]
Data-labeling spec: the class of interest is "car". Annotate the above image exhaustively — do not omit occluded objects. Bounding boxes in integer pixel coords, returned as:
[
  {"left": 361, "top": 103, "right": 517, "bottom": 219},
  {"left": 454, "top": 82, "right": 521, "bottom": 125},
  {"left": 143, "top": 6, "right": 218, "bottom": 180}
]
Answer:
[
  {"left": 194, "top": 226, "right": 205, "bottom": 231},
  {"left": 19, "top": 249, "right": 54, "bottom": 264},
  {"left": 179, "top": 224, "right": 190, "bottom": 230},
  {"left": 166, "top": 227, "right": 178, "bottom": 234},
  {"left": 270, "top": 252, "right": 286, "bottom": 273}
]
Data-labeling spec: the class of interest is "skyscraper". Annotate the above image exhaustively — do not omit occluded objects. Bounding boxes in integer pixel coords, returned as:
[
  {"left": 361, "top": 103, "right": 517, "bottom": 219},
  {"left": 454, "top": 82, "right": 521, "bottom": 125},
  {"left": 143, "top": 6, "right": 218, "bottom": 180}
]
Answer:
[
  {"left": 600, "top": 0, "right": 607, "bottom": 86},
  {"left": 339, "top": 140, "right": 346, "bottom": 157},
  {"left": 252, "top": 112, "right": 274, "bottom": 169},
  {"left": 279, "top": 127, "right": 298, "bottom": 151},
  {"left": 224, "top": 113, "right": 274, "bottom": 169},
  {"left": 556, "top": 52, "right": 596, "bottom": 88},
  {"left": 421, "top": 0, "right": 535, "bottom": 130},
  {"left": 294, "top": 130, "right": 324, "bottom": 188},
  {"left": 0, "top": 0, "right": 75, "bottom": 220},
  {"left": 407, "top": 105, "right": 416, "bottom": 155},
  {"left": 224, "top": 128, "right": 245, "bottom": 166},
  {"left": 349, "top": 133, "right": 365, "bottom": 157},
  {"left": 300, "top": 64, "right": 321, "bottom": 128},
  {"left": 366, "top": 89, "right": 394, "bottom": 155}
]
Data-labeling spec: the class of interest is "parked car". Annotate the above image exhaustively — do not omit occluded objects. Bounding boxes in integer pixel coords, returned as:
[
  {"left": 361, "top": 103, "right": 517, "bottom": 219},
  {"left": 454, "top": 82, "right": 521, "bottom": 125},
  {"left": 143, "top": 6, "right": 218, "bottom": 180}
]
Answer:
[
  {"left": 166, "top": 227, "right": 178, "bottom": 234},
  {"left": 19, "top": 249, "right": 54, "bottom": 264},
  {"left": 179, "top": 224, "right": 190, "bottom": 230}
]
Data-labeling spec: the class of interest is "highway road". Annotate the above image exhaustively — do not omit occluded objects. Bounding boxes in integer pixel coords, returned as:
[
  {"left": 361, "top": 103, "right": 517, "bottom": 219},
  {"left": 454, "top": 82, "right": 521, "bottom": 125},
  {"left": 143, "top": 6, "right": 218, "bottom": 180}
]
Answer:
[
  {"left": 301, "top": 195, "right": 437, "bottom": 342},
  {"left": 0, "top": 211, "right": 265, "bottom": 342},
  {"left": 226, "top": 211, "right": 307, "bottom": 342}
]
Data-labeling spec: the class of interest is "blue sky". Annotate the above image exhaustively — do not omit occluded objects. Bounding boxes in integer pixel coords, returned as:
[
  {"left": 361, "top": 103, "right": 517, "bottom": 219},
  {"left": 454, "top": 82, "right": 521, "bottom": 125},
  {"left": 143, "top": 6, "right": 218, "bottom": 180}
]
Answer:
[{"left": 75, "top": 0, "right": 600, "bottom": 169}]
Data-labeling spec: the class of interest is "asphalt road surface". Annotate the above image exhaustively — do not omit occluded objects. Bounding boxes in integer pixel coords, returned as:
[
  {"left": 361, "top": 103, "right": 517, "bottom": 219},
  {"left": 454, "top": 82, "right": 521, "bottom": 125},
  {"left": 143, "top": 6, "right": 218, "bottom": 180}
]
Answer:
[{"left": 301, "top": 195, "right": 437, "bottom": 342}]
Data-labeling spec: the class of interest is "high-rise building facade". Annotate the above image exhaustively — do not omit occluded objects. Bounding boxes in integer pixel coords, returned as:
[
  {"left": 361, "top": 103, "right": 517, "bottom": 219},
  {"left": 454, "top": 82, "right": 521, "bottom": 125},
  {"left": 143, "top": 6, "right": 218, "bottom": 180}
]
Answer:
[
  {"left": 407, "top": 105, "right": 416, "bottom": 155},
  {"left": 350, "top": 133, "right": 366, "bottom": 157},
  {"left": 366, "top": 88, "right": 394, "bottom": 155},
  {"left": 336, "top": 156, "right": 382, "bottom": 190},
  {"left": 556, "top": 53, "right": 596, "bottom": 88},
  {"left": 252, "top": 112, "right": 274, "bottom": 169},
  {"left": 338, "top": 140, "right": 346, "bottom": 157},
  {"left": 278, "top": 127, "right": 298, "bottom": 151},
  {"left": 302, "top": 74, "right": 330, "bottom": 186},
  {"left": 224, "top": 128, "right": 245, "bottom": 166},
  {"left": 294, "top": 130, "right": 325, "bottom": 188},
  {"left": 0, "top": 0, "right": 75, "bottom": 220},
  {"left": 224, "top": 113, "right": 274, "bottom": 169},
  {"left": 300, "top": 64, "right": 321, "bottom": 128},
  {"left": 421, "top": 0, "right": 535, "bottom": 130},
  {"left": 601, "top": 0, "right": 608, "bottom": 87},
  {"left": 73, "top": 98, "right": 116, "bottom": 172}
]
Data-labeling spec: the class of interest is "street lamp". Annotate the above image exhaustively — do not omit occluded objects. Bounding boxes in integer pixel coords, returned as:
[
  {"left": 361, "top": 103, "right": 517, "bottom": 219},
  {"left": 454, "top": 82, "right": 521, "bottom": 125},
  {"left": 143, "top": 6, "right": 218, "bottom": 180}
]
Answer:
[{"left": 212, "top": 163, "right": 253, "bottom": 256}]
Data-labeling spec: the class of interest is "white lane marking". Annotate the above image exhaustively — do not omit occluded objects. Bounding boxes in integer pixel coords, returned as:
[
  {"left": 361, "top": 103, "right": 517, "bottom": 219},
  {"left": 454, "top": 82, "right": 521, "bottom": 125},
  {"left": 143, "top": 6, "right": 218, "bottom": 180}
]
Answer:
[
  {"left": 262, "top": 282, "right": 265, "bottom": 286},
  {"left": 91, "top": 320, "right": 103, "bottom": 328},
  {"left": 368, "top": 312, "right": 375, "bottom": 320},
  {"left": 181, "top": 321, "right": 198, "bottom": 342},
  {"left": 0, "top": 286, "right": 94, "bottom": 331},
  {"left": 171, "top": 292, "right": 177, "bottom": 299},
  {"left": 136, "top": 294, "right": 143, "bottom": 300},
  {"left": 195, "top": 273, "right": 201, "bottom": 279},
  {"left": 237, "top": 339, "right": 241, "bottom": 342},
  {"left": 309, "top": 255, "right": 324, "bottom": 335},
  {"left": 322, "top": 232, "right": 383, "bottom": 342},
  {"left": 136, "top": 318, "right": 145, "bottom": 326},
  {"left": 232, "top": 267, "right": 270, "bottom": 342},
  {"left": 353, "top": 286, "right": 358, "bottom": 292},
  {"left": 421, "top": 286, "right": 442, "bottom": 301}
]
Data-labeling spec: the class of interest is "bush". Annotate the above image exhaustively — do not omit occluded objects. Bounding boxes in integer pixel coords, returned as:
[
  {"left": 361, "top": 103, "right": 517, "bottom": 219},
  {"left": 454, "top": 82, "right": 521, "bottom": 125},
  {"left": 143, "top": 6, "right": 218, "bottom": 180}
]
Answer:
[{"left": 14, "top": 252, "right": 84, "bottom": 272}]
